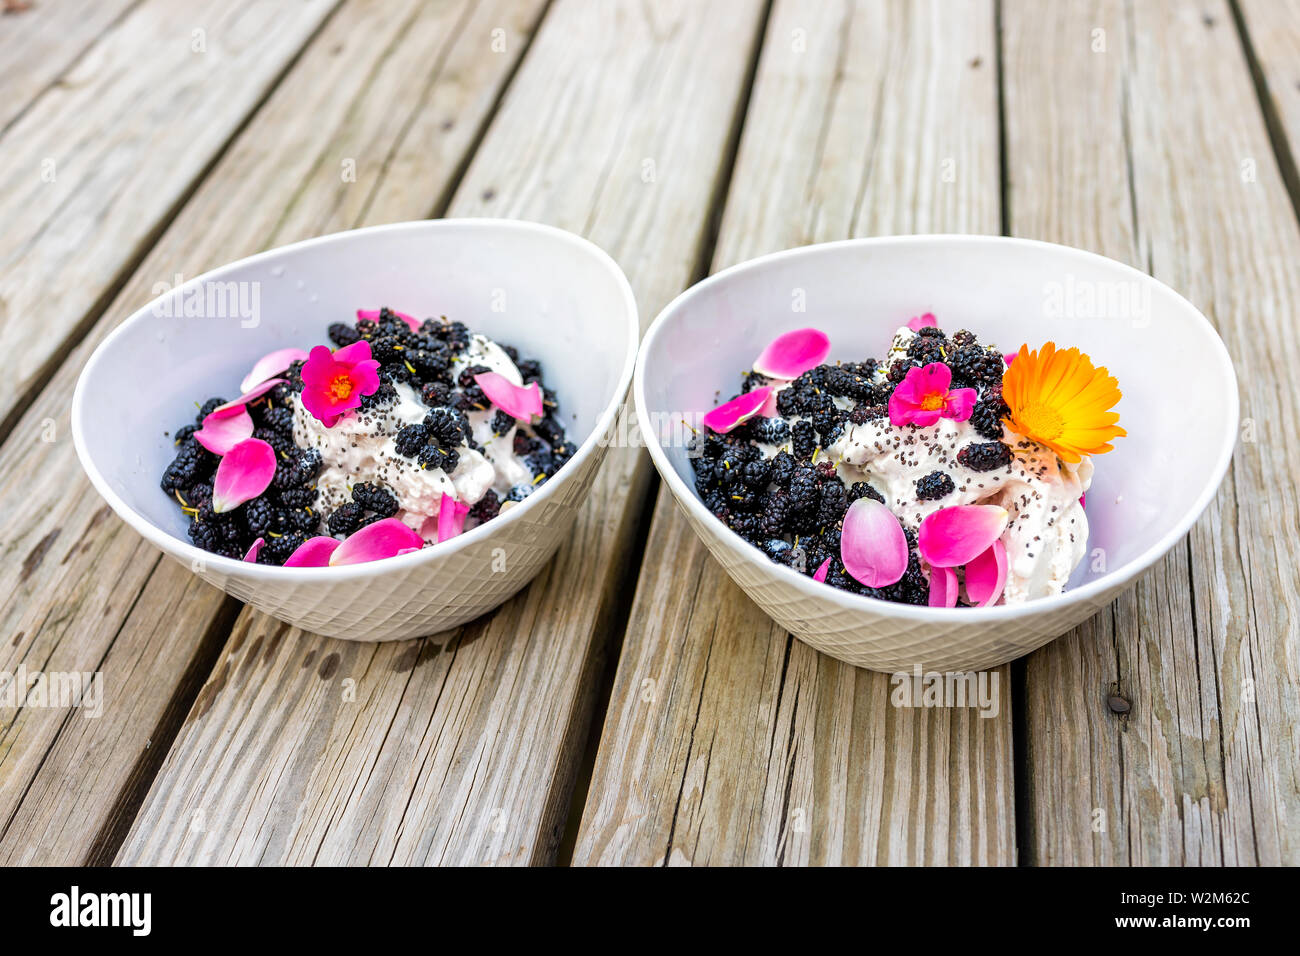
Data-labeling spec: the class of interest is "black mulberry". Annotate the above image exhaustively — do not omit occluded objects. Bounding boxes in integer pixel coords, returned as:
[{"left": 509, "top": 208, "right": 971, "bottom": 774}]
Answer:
[
  {"left": 352, "top": 482, "right": 398, "bottom": 517},
  {"left": 327, "top": 501, "right": 365, "bottom": 536},
  {"left": 915, "top": 470, "right": 955, "bottom": 500},
  {"left": 848, "top": 482, "right": 885, "bottom": 504},
  {"left": 791, "top": 420, "right": 816, "bottom": 460},
  {"left": 957, "top": 440, "right": 1012, "bottom": 472}
]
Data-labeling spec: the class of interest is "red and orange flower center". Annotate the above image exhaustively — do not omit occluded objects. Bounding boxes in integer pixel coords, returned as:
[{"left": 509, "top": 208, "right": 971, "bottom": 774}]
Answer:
[
  {"left": 919, "top": 392, "right": 946, "bottom": 411},
  {"left": 327, "top": 371, "right": 355, "bottom": 403}
]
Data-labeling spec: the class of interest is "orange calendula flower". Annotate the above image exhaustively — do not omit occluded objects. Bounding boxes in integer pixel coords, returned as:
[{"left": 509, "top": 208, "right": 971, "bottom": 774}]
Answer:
[{"left": 1001, "top": 343, "right": 1125, "bottom": 462}]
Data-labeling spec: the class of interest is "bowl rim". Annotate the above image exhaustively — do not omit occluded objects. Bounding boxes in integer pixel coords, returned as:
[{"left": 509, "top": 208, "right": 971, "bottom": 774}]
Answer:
[
  {"left": 634, "top": 233, "right": 1239, "bottom": 623},
  {"left": 72, "top": 217, "right": 639, "bottom": 581}
]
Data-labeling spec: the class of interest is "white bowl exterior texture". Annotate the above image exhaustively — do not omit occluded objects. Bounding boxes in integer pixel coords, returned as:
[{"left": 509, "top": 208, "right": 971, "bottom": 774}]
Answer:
[
  {"left": 636, "top": 236, "right": 1238, "bottom": 672},
  {"left": 74, "top": 220, "right": 637, "bottom": 641}
]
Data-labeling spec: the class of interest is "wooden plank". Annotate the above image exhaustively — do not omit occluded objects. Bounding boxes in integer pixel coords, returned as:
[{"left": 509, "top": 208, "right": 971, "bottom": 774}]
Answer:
[
  {"left": 574, "top": 0, "right": 1010, "bottom": 866},
  {"left": 116, "top": 0, "right": 769, "bottom": 866},
  {"left": 1235, "top": 0, "right": 1300, "bottom": 199},
  {"left": 0, "top": 0, "right": 545, "bottom": 866},
  {"left": 0, "top": 0, "right": 338, "bottom": 440},
  {"left": 0, "top": 0, "right": 139, "bottom": 134},
  {"left": 1003, "top": 0, "right": 1300, "bottom": 864}
]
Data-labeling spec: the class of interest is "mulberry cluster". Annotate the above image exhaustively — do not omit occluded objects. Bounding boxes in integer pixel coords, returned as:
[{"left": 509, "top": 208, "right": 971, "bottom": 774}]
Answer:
[{"left": 947, "top": 344, "right": 1005, "bottom": 391}]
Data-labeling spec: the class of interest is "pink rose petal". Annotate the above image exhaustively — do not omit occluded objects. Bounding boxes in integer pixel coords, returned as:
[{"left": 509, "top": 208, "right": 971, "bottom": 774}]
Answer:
[
  {"left": 194, "top": 404, "right": 254, "bottom": 455},
  {"left": 759, "top": 388, "right": 780, "bottom": 417},
  {"left": 437, "top": 493, "right": 472, "bottom": 543},
  {"left": 840, "top": 498, "right": 909, "bottom": 588},
  {"left": 812, "top": 557, "right": 831, "bottom": 583},
  {"left": 1079, "top": 493, "right": 1086, "bottom": 508},
  {"left": 475, "top": 371, "right": 544, "bottom": 422},
  {"left": 213, "top": 377, "right": 286, "bottom": 415},
  {"left": 357, "top": 307, "right": 420, "bottom": 331},
  {"left": 907, "top": 313, "right": 937, "bottom": 331},
  {"left": 242, "top": 537, "right": 265, "bottom": 563},
  {"left": 211, "top": 438, "right": 277, "bottom": 513},
  {"left": 917, "top": 504, "right": 1009, "bottom": 568},
  {"left": 239, "top": 347, "right": 309, "bottom": 393},
  {"left": 943, "top": 387, "right": 978, "bottom": 422},
  {"left": 702, "top": 386, "right": 771, "bottom": 434},
  {"left": 329, "top": 517, "right": 425, "bottom": 566},
  {"left": 283, "top": 536, "right": 342, "bottom": 567},
  {"left": 965, "top": 539, "right": 1008, "bottom": 608},
  {"left": 928, "top": 565, "right": 959, "bottom": 607},
  {"left": 1003, "top": 352, "right": 1017, "bottom": 367},
  {"left": 752, "top": 328, "right": 831, "bottom": 380}
]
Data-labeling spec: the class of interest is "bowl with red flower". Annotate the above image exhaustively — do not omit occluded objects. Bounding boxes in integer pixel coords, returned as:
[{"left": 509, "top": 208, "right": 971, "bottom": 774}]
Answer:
[
  {"left": 635, "top": 235, "right": 1237, "bottom": 671},
  {"left": 73, "top": 219, "right": 637, "bottom": 641}
]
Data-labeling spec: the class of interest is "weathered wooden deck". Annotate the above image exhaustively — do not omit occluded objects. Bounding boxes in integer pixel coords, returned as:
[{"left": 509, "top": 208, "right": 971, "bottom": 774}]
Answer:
[{"left": 0, "top": 0, "right": 1296, "bottom": 866}]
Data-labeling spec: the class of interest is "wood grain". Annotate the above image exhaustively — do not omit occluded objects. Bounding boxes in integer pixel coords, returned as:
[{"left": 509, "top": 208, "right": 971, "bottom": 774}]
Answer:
[
  {"left": 0, "top": 0, "right": 338, "bottom": 440},
  {"left": 0, "top": 0, "right": 139, "bottom": 134},
  {"left": 573, "top": 0, "right": 1011, "bottom": 866},
  {"left": 0, "top": 0, "right": 544, "bottom": 865},
  {"left": 1235, "top": 0, "right": 1300, "bottom": 200},
  {"left": 1003, "top": 0, "right": 1300, "bottom": 864},
  {"left": 116, "top": 0, "right": 770, "bottom": 866}
]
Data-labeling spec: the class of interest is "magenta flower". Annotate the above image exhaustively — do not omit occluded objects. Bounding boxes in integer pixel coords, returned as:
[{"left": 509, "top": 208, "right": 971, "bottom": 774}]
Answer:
[
  {"left": 243, "top": 537, "right": 266, "bottom": 563},
  {"left": 300, "top": 340, "right": 381, "bottom": 427},
  {"left": 211, "top": 438, "right": 277, "bottom": 513},
  {"left": 701, "top": 386, "right": 772, "bottom": 434},
  {"left": 888, "top": 363, "right": 977, "bottom": 427},
  {"left": 812, "top": 557, "right": 831, "bottom": 583},
  {"left": 474, "top": 371, "right": 544, "bottom": 422},
  {"left": 907, "top": 312, "right": 938, "bottom": 332}
]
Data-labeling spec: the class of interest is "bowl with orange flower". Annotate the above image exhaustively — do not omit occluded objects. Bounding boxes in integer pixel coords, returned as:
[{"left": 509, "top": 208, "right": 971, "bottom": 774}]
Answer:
[{"left": 635, "top": 236, "right": 1237, "bottom": 671}]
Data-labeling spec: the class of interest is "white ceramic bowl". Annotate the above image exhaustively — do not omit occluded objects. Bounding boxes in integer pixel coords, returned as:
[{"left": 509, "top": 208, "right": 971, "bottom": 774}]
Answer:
[
  {"left": 74, "top": 219, "right": 637, "bottom": 641},
  {"left": 636, "top": 235, "right": 1237, "bottom": 672}
]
